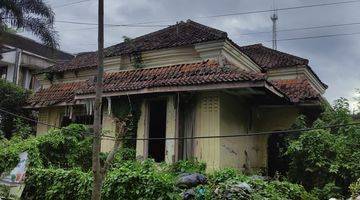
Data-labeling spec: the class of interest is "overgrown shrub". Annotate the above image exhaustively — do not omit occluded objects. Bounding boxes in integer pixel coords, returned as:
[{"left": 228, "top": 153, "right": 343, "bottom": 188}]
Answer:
[
  {"left": 350, "top": 179, "right": 360, "bottom": 198},
  {"left": 286, "top": 99, "right": 360, "bottom": 198},
  {"left": 102, "top": 159, "right": 179, "bottom": 200},
  {"left": 168, "top": 159, "right": 206, "bottom": 174},
  {"left": 202, "top": 168, "right": 316, "bottom": 200},
  {"left": 0, "top": 79, "right": 32, "bottom": 138},
  {"left": 22, "top": 168, "right": 92, "bottom": 200},
  {"left": 0, "top": 124, "right": 91, "bottom": 174}
]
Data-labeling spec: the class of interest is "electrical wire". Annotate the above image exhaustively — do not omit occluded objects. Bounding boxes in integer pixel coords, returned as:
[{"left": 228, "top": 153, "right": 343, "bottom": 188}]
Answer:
[
  {"left": 239, "top": 22, "right": 360, "bottom": 36},
  {"left": 53, "top": 0, "right": 93, "bottom": 8},
  {"left": 56, "top": 20, "right": 169, "bottom": 27},
  {"left": 54, "top": 0, "right": 360, "bottom": 27},
  {"left": 101, "top": 122, "right": 360, "bottom": 141},
  {"left": 1, "top": 107, "right": 359, "bottom": 141},
  {"left": 0, "top": 107, "right": 59, "bottom": 129},
  {"left": 117, "top": 0, "right": 360, "bottom": 25},
  {"left": 270, "top": 31, "right": 360, "bottom": 42}
]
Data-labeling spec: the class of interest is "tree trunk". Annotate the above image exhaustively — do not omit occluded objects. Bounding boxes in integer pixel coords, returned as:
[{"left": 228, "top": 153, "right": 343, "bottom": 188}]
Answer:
[{"left": 91, "top": 0, "right": 104, "bottom": 199}]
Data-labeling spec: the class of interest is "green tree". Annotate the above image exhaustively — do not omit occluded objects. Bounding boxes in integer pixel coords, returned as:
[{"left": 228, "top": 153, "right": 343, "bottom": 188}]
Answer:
[
  {"left": 0, "top": 0, "right": 58, "bottom": 48},
  {"left": 286, "top": 98, "right": 360, "bottom": 199},
  {"left": 0, "top": 79, "right": 31, "bottom": 138}
]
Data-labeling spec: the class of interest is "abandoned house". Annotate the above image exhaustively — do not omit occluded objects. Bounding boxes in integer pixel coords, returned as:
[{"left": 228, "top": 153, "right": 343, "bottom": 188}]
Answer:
[
  {"left": 27, "top": 20, "right": 327, "bottom": 171},
  {"left": 0, "top": 32, "right": 73, "bottom": 90}
]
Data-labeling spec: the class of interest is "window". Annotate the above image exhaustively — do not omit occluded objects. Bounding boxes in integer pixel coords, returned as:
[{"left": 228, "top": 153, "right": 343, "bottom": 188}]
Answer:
[{"left": 0, "top": 67, "right": 7, "bottom": 80}]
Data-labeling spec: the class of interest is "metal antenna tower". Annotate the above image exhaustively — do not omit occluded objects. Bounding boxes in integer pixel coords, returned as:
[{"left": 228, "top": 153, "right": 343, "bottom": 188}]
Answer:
[{"left": 271, "top": 0, "right": 278, "bottom": 50}]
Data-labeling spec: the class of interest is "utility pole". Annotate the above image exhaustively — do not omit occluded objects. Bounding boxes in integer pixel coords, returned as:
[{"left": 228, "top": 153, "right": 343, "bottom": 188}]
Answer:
[
  {"left": 271, "top": 12, "right": 278, "bottom": 50},
  {"left": 271, "top": 0, "right": 278, "bottom": 50},
  {"left": 91, "top": 0, "right": 104, "bottom": 199}
]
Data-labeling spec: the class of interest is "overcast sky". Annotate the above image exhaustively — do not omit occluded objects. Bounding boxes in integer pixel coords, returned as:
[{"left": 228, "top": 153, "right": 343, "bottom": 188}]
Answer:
[{"left": 22, "top": 0, "right": 360, "bottom": 111}]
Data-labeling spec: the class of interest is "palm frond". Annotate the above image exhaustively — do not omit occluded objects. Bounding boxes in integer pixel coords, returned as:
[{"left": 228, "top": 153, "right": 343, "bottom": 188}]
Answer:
[
  {"left": 0, "top": 0, "right": 58, "bottom": 50},
  {"left": 19, "top": 0, "right": 54, "bottom": 23},
  {"left": 23, "top": 16, "right": 59, "bottom": 49}
]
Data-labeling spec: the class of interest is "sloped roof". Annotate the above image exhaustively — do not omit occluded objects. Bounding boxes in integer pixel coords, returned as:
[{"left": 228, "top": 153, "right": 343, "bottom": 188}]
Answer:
[
  {"left": 0, "top": 32, "right": 74, "bottom": 61},
  {"left": 28, "top": 60, "right": 267, "bottom": 107},
  {"left": 239, "top": 44, "right": 309, "bottom": 69},
  {"left": 45, "top": 20, "right": 228, "bottom": 72},
  {"left": 104, "top": 20, "right": 227, "bottom": 57},
  {"left": 271, "top": 78, "right": 320, "bottom": 103},
  {"left": 50, "top": 52, "right": 98, "bottom": 72},
  {"left": 27, "top": 82, "right": 86, "bottom": 107},
  {"left": 78, "top": 59, "right": 265, "bottom": 95}
]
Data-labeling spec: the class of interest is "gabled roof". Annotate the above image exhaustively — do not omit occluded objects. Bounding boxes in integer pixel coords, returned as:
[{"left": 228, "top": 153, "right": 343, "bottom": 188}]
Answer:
[
  {"left": 104, "top": 20, "right": 227, "bottom": 57},
  {"left": 239, "top": 44, "right": 309, "bottom": 70},
  {"left": 0, "top": 32, "right": 74, "bottom": 61},
  {"left": 271, "top": 78, "right": 320, "bottom": 103},
  {"left": 46, "top": 20, "right": 228, "bottom": 72}
]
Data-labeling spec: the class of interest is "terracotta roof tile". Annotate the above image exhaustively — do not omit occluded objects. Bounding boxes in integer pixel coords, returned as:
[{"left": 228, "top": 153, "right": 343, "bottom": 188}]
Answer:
[
  {"left": 49, "top": 20, "right": 227, "bottom": 72},
  {"left": 50, "top": 52, "right": 98, "bottom": 72},
  {"left": 27, "top": 82, "right": 86, "bottom": 107},
  {"left": 271, "top": 78, "right": 320, "bottom": 103},
  {"left": 240, "top": 44, "right": 309, "bottom": 69},
  {"left": 104, "top": 20, "right": 227, "bottom": 57},
  {"left": 29, "top": 60, "right": 266, "bottom": 106},
  {"left": 78, "top": 60, "right": 265, "bottom": 95}
]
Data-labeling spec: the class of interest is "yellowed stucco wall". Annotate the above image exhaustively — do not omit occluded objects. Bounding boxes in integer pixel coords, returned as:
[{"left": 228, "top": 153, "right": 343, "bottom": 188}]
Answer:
[
  {"left": 165, "top": 96, "right": 176, "bottom": 163},
  {"left": 252, "top": 106, "right": 300, "bottom": 132},
  {"left": 193, "top": 92, "right": 221, "bottom": 171},
  {"left": 101, "top": 108, "right": 117, "bottom": 152},
  {"left": 136, "top": 100, "right": 148, "bottom": 159},
  {"left": 218, "top": 94, "right": 267, "bottom": 171},
  {"left": 36, "top": 107, "right": 64, "bottom": 135}
]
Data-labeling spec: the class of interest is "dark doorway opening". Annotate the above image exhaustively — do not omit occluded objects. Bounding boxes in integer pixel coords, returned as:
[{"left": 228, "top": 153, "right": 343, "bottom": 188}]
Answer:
[
  {"left": 267, "top": 133, "right": 290, "bottom": 177},
  {"left": 148, "top": 100, "right": 167, "bottom": 162}
]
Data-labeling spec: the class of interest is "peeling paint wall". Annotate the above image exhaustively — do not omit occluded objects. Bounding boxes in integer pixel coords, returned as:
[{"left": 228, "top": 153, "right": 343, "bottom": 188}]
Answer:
[{"left": 219, "top": 94, "right": 266, "bottom": 171}]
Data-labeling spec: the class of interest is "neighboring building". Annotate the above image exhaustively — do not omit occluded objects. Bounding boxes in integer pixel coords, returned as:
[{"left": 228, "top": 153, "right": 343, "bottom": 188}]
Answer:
[
  {"left": 0, "top": 32, "right": 73, "bottom": 90},
  {"left": 27, "top": 20, "right": 327, "bottom": 171}
]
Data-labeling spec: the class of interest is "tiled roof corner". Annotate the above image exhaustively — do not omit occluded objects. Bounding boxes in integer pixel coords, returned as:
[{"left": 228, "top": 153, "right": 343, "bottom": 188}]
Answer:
[
  {"left": 27, "top": 82, "right": 86, "bottom": 107},
  {"left": 271, "top": 78, "right": 320, "bottom": 103},
  {"left": 240, "top": 44, "right": 309, "bottom": 69}
]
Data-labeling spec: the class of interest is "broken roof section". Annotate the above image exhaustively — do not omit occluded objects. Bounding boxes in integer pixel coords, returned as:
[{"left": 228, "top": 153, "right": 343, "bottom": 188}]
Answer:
[{"left": 28, "top": 60, "right": 277, "bottom": 107}]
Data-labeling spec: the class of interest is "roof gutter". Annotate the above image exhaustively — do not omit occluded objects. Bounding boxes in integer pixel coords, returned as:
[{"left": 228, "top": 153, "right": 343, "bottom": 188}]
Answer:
[{"left": 74, "top": 80, "right": 282, "bottom": 100}]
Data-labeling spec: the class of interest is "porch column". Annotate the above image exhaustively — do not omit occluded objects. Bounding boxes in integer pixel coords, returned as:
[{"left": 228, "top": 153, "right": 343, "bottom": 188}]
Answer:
[
  {"left": 165, "top": 95, "right": 177, "bottom": 163},
  {"left": 136, "top": 100, "right": 148, "bottom": 159}
]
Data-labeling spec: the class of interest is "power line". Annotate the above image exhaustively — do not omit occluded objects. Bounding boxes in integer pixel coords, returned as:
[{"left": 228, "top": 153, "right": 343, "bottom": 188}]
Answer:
[
  {"left": 124, "top": 0, "right": 360, "bottom": 25},
  {"left": 102, "top": 122, "right": 360, "bottom": 141},
  {"left": 0, "top": 108, "right": 59, "bottom": 129},
  {"left": 53, "top": 0, "right": 93, "bottom": 8},
  {"left": 1, "top": 107, "right": 359, "bottom": 141},
  {"left": 56, "top": 20, "right": 169, "bottom": 27},
  {"left": 239, "top": 22, "right": 360, "bottom": 36},
  {"left": 273, "top": 31, "right": 360, "bottom": 42},
  {"left": 54, "top": 0, "right": 360, "bottom": 27}
]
